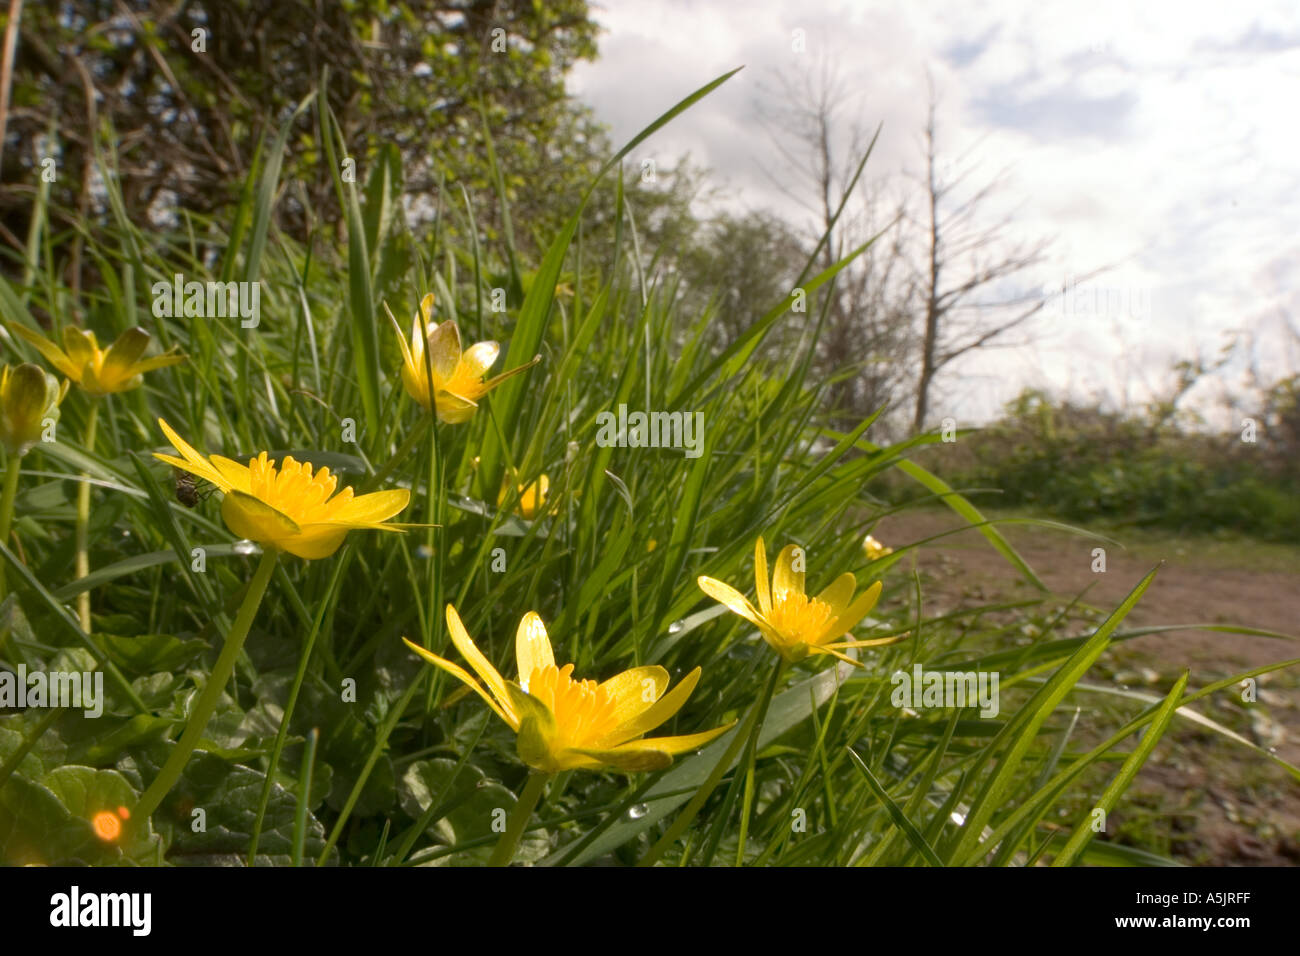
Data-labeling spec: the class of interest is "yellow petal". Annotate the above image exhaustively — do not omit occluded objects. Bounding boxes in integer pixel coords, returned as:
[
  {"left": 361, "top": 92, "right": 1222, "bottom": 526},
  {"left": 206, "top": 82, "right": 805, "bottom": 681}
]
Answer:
[
  {"left": 754, "top": 537, "right": 771, "bottom": 616},
  {"left": 505, "top": 683, "right": 560, "bottom": 772},
  {"left": 819, "top": 580, "right": 882, "bottom": 644},
  {"left": 697, "top": 576, "right": 765, "bottom": 629},
  {"left": 207, "top": 454, "right": 253, "bottom": 494},
  {"left": 566, "top": 744, "right": 673, "bottom": 772},
  {"left": 599, "top": 666, "right": 700, "bottom": 748},
  {"left": 480, "top": 354, "right": 540, "bottom": 392},
  {"left": 417, "top": 292, "right": 437, "bottom": 326},
  {"left": 273, "top": 525, "right": 351, "bottom": 559},
  {"left": 221, "top": 489, "right": 301, "bottom": 543},
  {"left": 460, "top": 340, "right": 500, "bottom": 379},
  {"left": 62, "top": 326, "right": 98, "bottom": 374},
  {"left": 445, "top": 604, "right": 512, "bottom": 720},
  {"left": 514, "top": 612, "right": 555, "bottom": 689},
  {"left": 99, "top": 328, "right": 151, "bottom": 387},
  {"left": 331, "top": 488, "right": 410, "bottom": 524},
  {"left": 815, "top": 572, "right": 858, "bottom": 617},
  {"left": 772, "top": 544, "right": 805, "bottom": 598},
  {"left": 808, "top": 645, "right": 866, "bottom": 668},
  {"left": 433, "top": 389, "right": 478, "bottom": 424},
  {"left": 127, "top": 349, "right": 185, "bottom": 376},
  {"left": 596, "top": 665, "right": 669, "bottom": 731},
  {"left": 583, "top": 721, "right": 735, "bottom": 767},
  {"left": 8, "top": 323, "right": 80, "bottom": 380},
  {"left": 157, "top": 418, "right": 231, "bottom": 487},
  {"left": 826, "top": 633, "right": 909, "bottom": 649},
  {"left": 401, "top": 637, "right": 515, "bottom": 728},
  {"left": 425, "top": 319, "right": 461, "bottom": 382}
]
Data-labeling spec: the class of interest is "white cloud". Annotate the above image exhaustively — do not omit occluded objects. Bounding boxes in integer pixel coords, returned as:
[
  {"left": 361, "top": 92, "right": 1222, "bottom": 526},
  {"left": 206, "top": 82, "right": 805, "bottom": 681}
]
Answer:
[{"left": 571, "top": 0, "right": 1300, "bottom": 425}]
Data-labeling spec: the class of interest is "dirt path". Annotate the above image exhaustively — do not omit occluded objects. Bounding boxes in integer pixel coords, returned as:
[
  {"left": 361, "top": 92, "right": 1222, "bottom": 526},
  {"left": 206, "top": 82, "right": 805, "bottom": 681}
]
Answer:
[{"left": 872, "top": 509, "right": 1300, "bottom": 865}]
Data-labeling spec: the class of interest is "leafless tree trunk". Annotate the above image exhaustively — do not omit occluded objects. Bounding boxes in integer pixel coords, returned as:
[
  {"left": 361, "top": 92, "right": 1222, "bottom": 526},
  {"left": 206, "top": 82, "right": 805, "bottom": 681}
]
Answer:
[{"left": 910, "top": 90, "right": 1052, "bottom": 432}]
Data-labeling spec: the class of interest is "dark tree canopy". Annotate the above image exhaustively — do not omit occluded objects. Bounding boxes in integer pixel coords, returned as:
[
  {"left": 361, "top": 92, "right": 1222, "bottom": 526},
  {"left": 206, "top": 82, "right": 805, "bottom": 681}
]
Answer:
[{"left": 0, "top": 0, "right": 602, "bottom": 256}]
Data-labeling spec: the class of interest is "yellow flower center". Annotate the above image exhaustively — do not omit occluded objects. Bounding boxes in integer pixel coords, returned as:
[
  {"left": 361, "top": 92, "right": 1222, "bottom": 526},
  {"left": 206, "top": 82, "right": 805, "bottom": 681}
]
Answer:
[
  {"left": 247, "top": 453, "right": 355, "bottom": 524},
  {"left": 767, "top": 589, "right": 837, "bottom": 647},
  {"left": 525, "top": 663, "right": 621, "bottom": 749},
  {"left": 437, "top": 362, "right": 488, "bottom": 403}
]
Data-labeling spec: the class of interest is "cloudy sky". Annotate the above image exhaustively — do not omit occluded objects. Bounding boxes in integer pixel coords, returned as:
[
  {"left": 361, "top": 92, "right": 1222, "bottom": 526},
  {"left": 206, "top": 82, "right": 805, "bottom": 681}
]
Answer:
[{"left": 569, "top": 0, "right": 1300, "bottom": 426}]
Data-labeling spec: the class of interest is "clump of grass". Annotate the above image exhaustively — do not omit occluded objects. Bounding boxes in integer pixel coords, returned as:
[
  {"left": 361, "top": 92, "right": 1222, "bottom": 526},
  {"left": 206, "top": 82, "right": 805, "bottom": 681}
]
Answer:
[{"left": 0, "top": 73, "right": 1295, "bottom": 868}]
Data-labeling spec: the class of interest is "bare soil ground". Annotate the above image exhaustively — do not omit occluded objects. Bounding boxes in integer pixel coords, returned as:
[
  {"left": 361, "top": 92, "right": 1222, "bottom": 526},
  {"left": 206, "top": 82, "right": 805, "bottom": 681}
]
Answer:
[{"left": 873, "top": 509, "right": 1300, "bottom": 866}]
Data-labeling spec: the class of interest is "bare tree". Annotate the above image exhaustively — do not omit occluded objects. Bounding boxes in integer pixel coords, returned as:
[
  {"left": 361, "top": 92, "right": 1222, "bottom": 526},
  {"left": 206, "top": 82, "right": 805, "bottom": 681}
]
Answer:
[
  {"left": 753, "top": 62, "right": 914, "bottom": 434},
  {"left": 910, "top": 90, "right": 1052, "bottom": 432}
]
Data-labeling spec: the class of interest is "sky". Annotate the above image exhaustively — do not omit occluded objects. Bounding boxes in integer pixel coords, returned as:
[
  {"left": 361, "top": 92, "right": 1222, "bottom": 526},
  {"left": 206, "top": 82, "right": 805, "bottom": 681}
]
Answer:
[{"left": 568, "top": 0, "right": 1300, "bottom": 427}]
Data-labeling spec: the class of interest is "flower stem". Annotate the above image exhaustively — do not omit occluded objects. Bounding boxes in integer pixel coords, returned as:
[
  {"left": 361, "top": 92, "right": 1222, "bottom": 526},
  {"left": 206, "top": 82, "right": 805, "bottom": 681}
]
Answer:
[
  {"left": 487, "top": 771, "right": 549, "bottom": 867},
  {"left": 0, "top": 453, "right": 22, "bottom": 598},
  {"left": 637, "top": 655, "right": 785, "bottom": 867},
  {"left": 134, "top": 548, "right": 278, "bottom": 821},
  {"left": 75, "top": 401, "right": 98, "bottom": 631}
]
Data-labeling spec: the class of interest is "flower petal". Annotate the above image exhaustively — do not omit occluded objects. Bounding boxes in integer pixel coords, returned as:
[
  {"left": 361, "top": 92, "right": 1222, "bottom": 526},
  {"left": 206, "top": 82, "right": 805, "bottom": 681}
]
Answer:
[
  {"left": 583, "top": 721, "right": 736, "bottom": 768},
  {"left": 8, "top": 323, "right": 80, "bottom": 380},
  {"left": 754, "top": 537, "right": 771, "bottom": 616},
  {"left": 566, "top": 745, "right": 674, "bottom": 772},
  {"left": 819, "top": 580, "right": 883, "bottom": 643},
  {"left": 697, "top": 576, "right": 764, "bottom": 629},
  {"left": 100, "top": 328, "right": 151, "bottom": 387},
  {"left": 600, "top": 665, "right": 699, "bottom": 748},
  {"left": 402, "top": 637, "right": 515, "bottom": 728},
  {"left": 221, "top": 490, "right": 301, "bottom": 543},
  {"left": 207, "top": 454, "right": 253, "bottom": 495},
  {"left": 330, "top": 488, "right": 410, "bottom": 524},
  {"left": 505, "top": 682, "right": 559, "bottom": 772},
  {"left": 772, "top": 544, "right": 805, "bottom": 598},
  {"left": 127, "top": 349, "right": 185, "bottom": 376},
  {"left": 460, "top": 340, "right": 500, "bottom": 379},
  {"left": 273, "top": 524, "right": 351, "bottom": 559},
  {"left": 514, "top": 612, "right": 555, "bottom": 689},
  {"left": 480, "top": 355, "right": 540, "bottom": 391},
  {"left": 596, "top": 665, "right": 669, "bottom": 732},
  {"left": 814, "top": 572, "right": 858, "bottom": 617},
  {"left": 425, "top": 319, "right": 461, "bottom": 382},
  {"left": 445, "top": 604, "right": 512, "bottom": 720},
  {"left": 61, "top": 326, "right": 98, "bottom": 374}
]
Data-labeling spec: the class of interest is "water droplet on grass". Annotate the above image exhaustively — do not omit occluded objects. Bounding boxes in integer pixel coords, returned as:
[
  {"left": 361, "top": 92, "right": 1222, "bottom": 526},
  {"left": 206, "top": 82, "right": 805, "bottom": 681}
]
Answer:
[
  {"left": 627, "top": 803, "right": 648, "bottom": 819},
  {"left": 232, "top": 539, "right": 257, "bottom": 555}
]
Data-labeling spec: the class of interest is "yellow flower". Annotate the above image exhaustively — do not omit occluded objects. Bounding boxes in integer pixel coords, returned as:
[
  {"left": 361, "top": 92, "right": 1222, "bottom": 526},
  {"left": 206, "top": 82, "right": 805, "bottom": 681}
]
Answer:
[
  {"left": 153, "top": 418, "right": 410, "bottom": 559},
  {"left": 863, "top": 534, "right": 894, "bottom": 561},
  {"left": 498, "top": 472, "right": 549, "bottom": 519},
  {"left": 389, "top": 294, "right": 538, "bottom": 423},
  {"left": 7, "top": 323, "right": 183, "bottom": 397},
  {"left": 1, "top": 363, "right": 67, "bottom": 457},
  {"left": 698, "top": 537, "right": 901, "bottom": 667},
  {"left": 404, "top": 606, "right": 733, "bottom": 773}
]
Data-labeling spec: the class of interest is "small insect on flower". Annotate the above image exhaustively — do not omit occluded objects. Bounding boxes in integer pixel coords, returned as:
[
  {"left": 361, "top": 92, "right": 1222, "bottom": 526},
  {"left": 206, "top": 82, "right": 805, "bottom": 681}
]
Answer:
[
  {"left": 154, "top": 419, "right": 411, "bottom": 559},
  {"left": 172, "top": 467, "right": 215, "bottom": 508}
]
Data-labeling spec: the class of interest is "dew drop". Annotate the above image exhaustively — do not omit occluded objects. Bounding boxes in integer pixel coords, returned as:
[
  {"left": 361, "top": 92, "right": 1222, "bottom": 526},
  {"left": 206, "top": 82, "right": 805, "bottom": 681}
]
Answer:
[
  {"left": 416, "top": 544, "right": 433, "bottom": 559},
  {"left": 626, "top": 803, "right": 648, "bottom": 820},
  {"left": 232, "top": 539, "right": 257, "bottom": 555},
  {"left": 667, "top": 620, "right": 684, "bottom": 635},
  {"left": 949, "top": 811, "right": 966, "bottom": 826}
]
